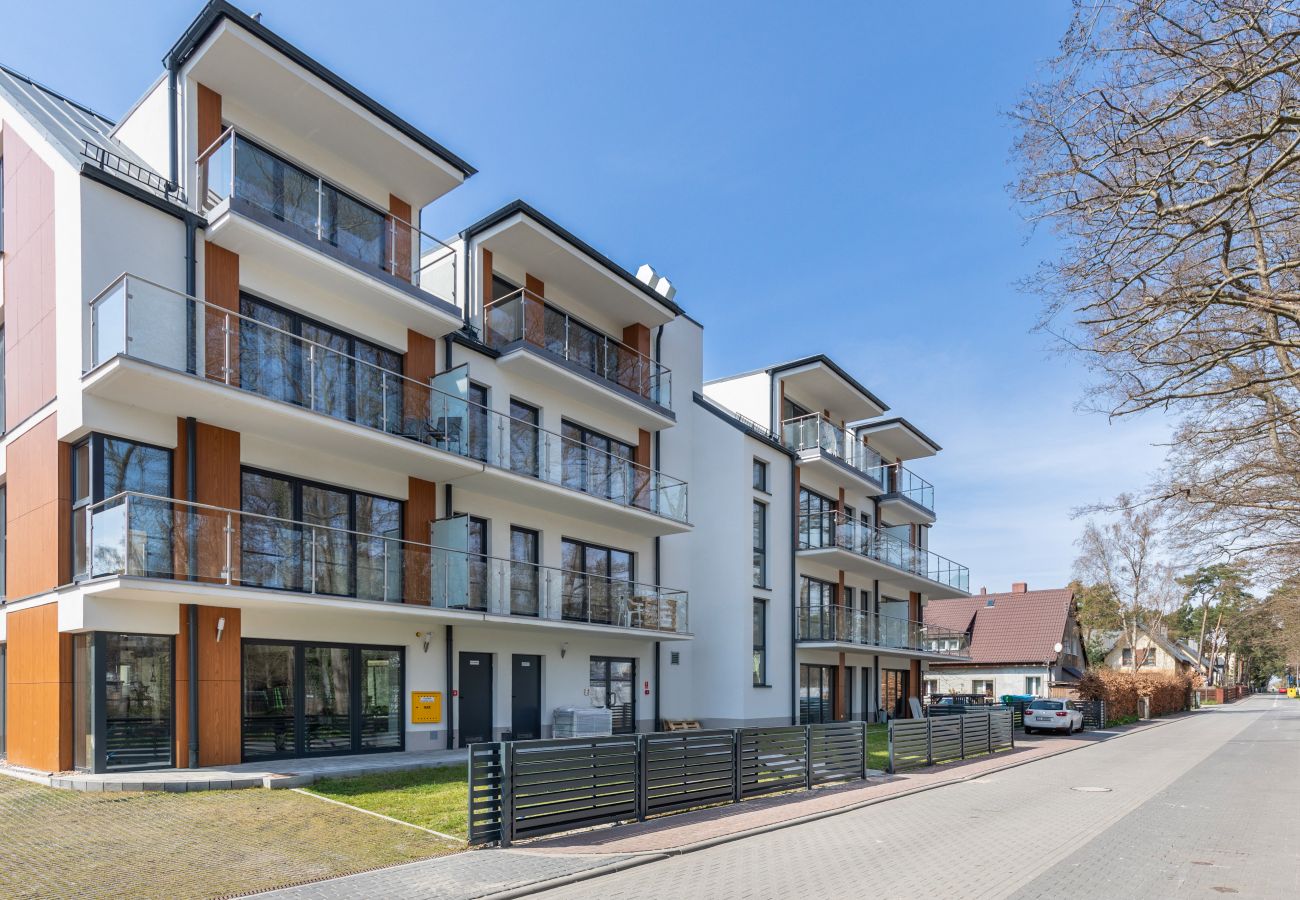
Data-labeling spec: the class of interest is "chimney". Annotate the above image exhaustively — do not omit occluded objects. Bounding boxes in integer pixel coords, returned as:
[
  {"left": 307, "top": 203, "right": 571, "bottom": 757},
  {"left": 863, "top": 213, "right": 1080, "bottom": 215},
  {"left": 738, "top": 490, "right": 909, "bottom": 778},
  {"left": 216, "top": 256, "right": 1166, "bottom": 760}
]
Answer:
[
  {"left": 979, "top": 587, "right": 987, "bottom": 596},
  {"left": 1011, "top": 582, "right": 1028, "bottom": 594}
]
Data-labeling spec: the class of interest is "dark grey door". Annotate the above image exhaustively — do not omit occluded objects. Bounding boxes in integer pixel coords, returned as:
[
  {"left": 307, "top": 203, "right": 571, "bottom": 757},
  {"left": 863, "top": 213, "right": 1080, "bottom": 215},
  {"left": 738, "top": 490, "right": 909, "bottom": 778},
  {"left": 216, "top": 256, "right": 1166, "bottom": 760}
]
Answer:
[
  {"left": 511, "top": 654, "right": 542, "bottom": 740},
  {"left": 458, "top": 652, "right": 493, "bottom": 746}
]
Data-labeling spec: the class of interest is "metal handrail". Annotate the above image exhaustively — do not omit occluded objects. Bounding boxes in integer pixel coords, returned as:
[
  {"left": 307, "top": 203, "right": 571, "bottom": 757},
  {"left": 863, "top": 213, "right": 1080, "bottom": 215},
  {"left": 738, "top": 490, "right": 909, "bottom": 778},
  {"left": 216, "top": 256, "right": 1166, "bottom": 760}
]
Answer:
[
  {"left": 484, "top": 288, "right": 672, "bottom": 407},
  {"left": 80, "top": 491, "right": 689, "bottom": 633},
  {"left": 880, "top": 463, "right": 935, "bottom": 513},
  {"left": 86, "top": 274, "right": 689, "bottom": 523},
  {"left": 781, "top": 413, "right": 886, "bottom": 483},
  {"left": 797, "top": 511, "right": 969, "bottom": 592},
  {"left": 194, "top": 127, "right": 457, "bottom": 302},
  {"left": 795, "top": 603, "right": 970, "bottom": 656}
]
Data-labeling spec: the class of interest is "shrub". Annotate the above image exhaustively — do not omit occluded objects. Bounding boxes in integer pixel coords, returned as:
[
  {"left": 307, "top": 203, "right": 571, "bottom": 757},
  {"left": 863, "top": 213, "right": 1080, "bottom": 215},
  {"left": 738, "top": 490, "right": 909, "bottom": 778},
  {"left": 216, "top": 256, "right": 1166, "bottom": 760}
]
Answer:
[{"left": 1077, "top": 668, "right": 1192, "bottom": 723}]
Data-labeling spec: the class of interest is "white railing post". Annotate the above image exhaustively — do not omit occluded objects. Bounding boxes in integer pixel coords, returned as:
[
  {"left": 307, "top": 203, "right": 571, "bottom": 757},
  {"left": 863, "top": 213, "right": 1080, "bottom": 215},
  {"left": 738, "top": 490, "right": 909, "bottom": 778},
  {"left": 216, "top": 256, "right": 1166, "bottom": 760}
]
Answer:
[{"left": 223, "top": 511, "right": 233, "bottom": 585}]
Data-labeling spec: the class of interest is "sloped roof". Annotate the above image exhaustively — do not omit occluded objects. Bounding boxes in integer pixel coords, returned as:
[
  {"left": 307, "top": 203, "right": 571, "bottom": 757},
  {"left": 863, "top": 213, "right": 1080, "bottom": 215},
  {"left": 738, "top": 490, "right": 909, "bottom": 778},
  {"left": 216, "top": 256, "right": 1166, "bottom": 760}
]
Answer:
[
  {"left": 0, "top": 64, "right": 153, "bottom": 172},
  {"left": 925, "top": 587, "right": 1074, "bottom": 666}
]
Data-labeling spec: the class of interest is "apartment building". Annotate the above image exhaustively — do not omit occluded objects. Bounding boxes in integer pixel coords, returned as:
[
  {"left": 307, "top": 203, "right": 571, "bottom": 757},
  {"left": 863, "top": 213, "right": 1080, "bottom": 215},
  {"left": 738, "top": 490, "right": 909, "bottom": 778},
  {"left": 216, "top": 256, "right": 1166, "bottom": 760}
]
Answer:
[
  {"left": 678, "top": 359, "right": 971, "bottom": 727},
  {"left": 0, "top": 2, "right": 974, "bottom": 777},
  {"left": 0, "top": 1, "right": 701, "bottom": 775}
]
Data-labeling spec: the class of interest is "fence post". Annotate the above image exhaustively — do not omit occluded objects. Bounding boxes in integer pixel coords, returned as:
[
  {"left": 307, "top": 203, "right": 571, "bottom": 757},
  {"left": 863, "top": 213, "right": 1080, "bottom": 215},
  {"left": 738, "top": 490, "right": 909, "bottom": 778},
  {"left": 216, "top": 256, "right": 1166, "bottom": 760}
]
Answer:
[
  {"left": 636, "top": 733, "right": 647, "bottom": 822},
  {"left": 500, "top": 742, "right": 515, "bottom": 848},
  {"left": 959, "top": 713, "right": 966, "bottom": 760},
  {"left": 1009, "top": 710, "right": 1015, "bottom": 749},
  {"left": 887, "top": 720, "right": 895, "bottom": 774},
  {"left": 860, "top": 721, "right": 867, "bottom": 780},
  {"left": 926, "top": 717, "right": 934, "bottom": 767},
  {"left": 986, "top": 710, "right": 993, "bottom": 754},
  {"left": 804, "top": 725, "right": 813, "bottom": 790},
  {"left": 733, "top": 729, "right": 743, "bottom": 802}
]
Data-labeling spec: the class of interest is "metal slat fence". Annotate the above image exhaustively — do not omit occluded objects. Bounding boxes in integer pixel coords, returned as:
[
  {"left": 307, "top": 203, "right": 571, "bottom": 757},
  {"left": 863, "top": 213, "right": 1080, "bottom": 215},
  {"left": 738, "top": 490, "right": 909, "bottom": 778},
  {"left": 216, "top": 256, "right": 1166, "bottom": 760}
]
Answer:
[
  {"left": 471, "top": 722, "right": 887, "bottom": 846},
  {"left": 887, "top": 708, "right": 1015, "bottom": 773}
]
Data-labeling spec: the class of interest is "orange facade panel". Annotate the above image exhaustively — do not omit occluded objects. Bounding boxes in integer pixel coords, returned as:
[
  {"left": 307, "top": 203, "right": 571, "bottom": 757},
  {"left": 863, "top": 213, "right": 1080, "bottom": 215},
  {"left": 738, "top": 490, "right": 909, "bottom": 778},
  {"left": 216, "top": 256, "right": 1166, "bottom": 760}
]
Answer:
[{"left": 4, "top": 603, "right": 72, "bottom": 771}]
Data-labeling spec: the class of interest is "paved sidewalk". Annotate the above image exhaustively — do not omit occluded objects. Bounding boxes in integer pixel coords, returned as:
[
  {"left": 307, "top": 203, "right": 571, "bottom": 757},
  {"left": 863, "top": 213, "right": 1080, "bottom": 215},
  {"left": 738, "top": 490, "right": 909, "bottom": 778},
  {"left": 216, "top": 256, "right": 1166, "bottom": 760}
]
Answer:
[
  {"left": 256, "top": 716, "right": 1176, "bottom": 899},
  {"left": 0, "top": 747, "right": 466, "bottom": 792}
]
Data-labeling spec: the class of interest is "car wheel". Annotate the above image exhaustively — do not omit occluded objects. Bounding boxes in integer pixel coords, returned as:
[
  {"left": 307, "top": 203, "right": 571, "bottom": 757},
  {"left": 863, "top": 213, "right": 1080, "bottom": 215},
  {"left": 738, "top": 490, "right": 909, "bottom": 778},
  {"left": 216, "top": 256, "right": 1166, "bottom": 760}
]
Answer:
[{"left": 1024, "top": 727, "right": 1034, "bottom": 735}]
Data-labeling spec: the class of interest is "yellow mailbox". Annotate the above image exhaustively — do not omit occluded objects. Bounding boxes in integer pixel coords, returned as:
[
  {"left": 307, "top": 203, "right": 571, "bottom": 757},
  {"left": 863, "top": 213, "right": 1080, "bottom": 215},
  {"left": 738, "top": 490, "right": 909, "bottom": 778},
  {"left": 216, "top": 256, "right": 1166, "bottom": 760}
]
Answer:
[
  {"left": 411, "top": 691, "right": 442, "bottom": 724},
  {"left": 1288, "top": 687, "right": 1297, "bottom": 700}
]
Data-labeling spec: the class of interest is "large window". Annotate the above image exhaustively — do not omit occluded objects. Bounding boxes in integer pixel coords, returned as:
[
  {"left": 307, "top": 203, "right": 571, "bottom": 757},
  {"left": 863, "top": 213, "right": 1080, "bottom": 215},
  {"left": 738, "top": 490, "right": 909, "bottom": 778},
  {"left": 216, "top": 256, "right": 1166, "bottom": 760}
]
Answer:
[
  {"left": 242, "top": 640, "right": 404, "bottom": 761},
  {"left": 798, "top": 487, "right": 837, "bottom": 549},
  {"left": 239, "top": 293, "right": 402, "bottom": 431},
  {"left": 752, "top": 500, "right": 767, "bottom": 587},
  {"left": 509, "top": 526, "right": 540, "bottom": 616},
  {"left": 72, "top": 435, "right": 173, "bottom": 580},
  {"left": 71, "top": 632, "right": 174, "bottom": 773},
  {"left": 882, "top": 668, "right": 910, "bottom": 719},
  {"left": 753, "top": 599, "right": 768, "bottom": 686},
  {"left": 561, "top": 538, "right": 634, "bottom": 626},
  {"left": 799, "top": 575, "right": 838, "bottom": 640},
  {"left": 509, "top": 399, "right": 541, "bottom": 477},
  {"left": 239, "top": 468, "right": 402, "bottom": 601},
  {"left": 800, "top": 664, "right": 837, "bottom": 724},
  {"left": 561, "top": 420, "right": 636, "bottom": 505}
]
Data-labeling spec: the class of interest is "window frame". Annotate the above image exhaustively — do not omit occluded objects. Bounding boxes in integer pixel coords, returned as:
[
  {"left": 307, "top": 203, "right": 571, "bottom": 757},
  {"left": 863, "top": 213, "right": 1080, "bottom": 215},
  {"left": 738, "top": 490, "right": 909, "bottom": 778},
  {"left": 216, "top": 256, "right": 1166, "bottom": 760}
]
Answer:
[
  {"left": 752, "top": 499, "right": 768, "bottom": 588},
  {"left": 752, "top": 457, "right": 768, "bottom": 493},
  {"left": 753, "top": 598, "right": 769, "bottom": 686}
]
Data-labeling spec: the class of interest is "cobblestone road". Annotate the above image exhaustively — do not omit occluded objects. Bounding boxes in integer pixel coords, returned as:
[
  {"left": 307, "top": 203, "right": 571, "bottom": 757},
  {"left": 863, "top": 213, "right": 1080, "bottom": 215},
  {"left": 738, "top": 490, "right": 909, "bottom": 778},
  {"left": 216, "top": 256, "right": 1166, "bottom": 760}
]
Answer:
[{"left": 532, "top": 696, "right": 1299, "bottom": 899}]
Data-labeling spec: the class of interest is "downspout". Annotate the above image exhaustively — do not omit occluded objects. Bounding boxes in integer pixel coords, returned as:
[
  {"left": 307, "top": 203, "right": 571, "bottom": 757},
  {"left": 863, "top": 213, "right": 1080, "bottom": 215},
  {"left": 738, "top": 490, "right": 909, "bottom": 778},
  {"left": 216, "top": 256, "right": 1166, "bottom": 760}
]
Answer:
[
  {"left": 166, "top": 66, "right": 179, "bottom": 192},
  {"left": 653, "top": 325, "right": 664, "bottom": 731},
  {"left": 445, "top": 483, "right": 455, "bottom": 750},
  {"left": 789, "top": 451, "right": 798, "bottom": 726}
]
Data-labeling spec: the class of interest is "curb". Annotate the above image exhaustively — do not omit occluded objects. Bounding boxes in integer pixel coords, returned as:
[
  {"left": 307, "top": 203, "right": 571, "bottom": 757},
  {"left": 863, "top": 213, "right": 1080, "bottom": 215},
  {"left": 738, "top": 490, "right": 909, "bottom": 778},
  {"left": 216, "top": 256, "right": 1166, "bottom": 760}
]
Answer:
[{"left": 476, "top": 712, "right": 1197, "bottom": 898}]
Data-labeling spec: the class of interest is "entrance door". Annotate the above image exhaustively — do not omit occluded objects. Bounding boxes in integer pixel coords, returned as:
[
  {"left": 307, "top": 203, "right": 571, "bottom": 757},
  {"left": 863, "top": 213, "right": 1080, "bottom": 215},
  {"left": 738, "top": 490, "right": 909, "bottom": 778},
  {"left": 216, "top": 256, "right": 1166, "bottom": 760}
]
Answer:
[
  {"left": 882, "top": 668, "right": 910, "bottom": 719},
  {"left": 590, "top": 656, "right": 636, "bottom": 733},
  {"left": 458, "top": 652, "right": 493, "bottom": 746},
  {"left": 511, "top": 654, "right": 542, "bottom": 740},
  {"left": 799, "top": 664, "right": 836, "bottom": 723}
]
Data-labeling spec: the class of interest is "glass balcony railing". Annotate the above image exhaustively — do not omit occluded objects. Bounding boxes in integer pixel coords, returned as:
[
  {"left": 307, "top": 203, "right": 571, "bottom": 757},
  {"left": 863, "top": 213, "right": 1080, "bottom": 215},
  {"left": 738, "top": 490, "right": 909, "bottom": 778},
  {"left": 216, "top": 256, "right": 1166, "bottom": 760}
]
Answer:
[
  {"left": 796, "top": 604, "right": 969, "bottom": 657},
  {"left": 882, "top": 464, "right": 935, "bottom": 514},
  {"left": 485, "top": 289, "right": 672, "bottom": 409},
  {"left": 79, "top": 492, "right": 689, "bottom": 634},
  {"left": 87, "top": 275, "right": 689, "bottom": 524},
  {"left": 798, "top": 511, "right": 969, "bottom": 593},
  {"left": 196, "top": 127, "right": 457, "bottom": 308},
  {"left": 781, "top": 414, "right": 886, "bottom": 486}
]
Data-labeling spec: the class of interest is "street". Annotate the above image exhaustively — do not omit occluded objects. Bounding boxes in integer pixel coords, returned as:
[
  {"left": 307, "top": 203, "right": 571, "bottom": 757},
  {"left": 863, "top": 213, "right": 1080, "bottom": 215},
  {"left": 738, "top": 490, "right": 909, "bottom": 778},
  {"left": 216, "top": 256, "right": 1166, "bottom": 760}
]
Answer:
[{"left": 531, "top": 697, "right": 1299, "bottom": 899}]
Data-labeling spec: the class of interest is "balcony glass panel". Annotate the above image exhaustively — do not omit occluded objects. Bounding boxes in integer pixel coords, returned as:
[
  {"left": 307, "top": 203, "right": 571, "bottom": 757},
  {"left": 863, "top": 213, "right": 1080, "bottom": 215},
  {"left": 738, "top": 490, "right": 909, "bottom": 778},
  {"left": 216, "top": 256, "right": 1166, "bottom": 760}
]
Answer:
[
  {"left": 782, "top": 414, "right": 886, "bottom": 485},
  {"left": 83, "top": 492, "right": 690, "bottom": 635},
  {"left": 797, "top": 510, "right": 969, "bottom": 593},
  {"left": 87, "top": 276, "right": 689, "bottom": 525},
  {"left": 795, "top": 603, "right": 969, "bottom": 657}
]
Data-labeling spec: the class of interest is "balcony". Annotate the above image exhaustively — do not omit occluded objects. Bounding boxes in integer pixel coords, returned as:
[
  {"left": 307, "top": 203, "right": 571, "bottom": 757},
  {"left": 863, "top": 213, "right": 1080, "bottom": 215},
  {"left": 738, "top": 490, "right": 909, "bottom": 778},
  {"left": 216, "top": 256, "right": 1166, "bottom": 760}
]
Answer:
[
  {"left": 84, "top": 275, "right": 689, "bottom": 533},
  {"left": 781, "top": 414, "right": 886, "bottom": 492},
  {"left": 197, "top": 128, "right": 462, "bottom": 336},
  {"left": 797, "top": 512, "right": 970, "bottom": 595},
  {"left": 485, "top": 289, "right": 674, "bottom": 429},
  {"left": 796, "top": 604, "right": 970, "bottom": 660},
  {"left": 879, "top": 464, "right": 936, "bottom": 524},
  {"left": 77, "top": 492, "right": 690, "bottom": 638}
]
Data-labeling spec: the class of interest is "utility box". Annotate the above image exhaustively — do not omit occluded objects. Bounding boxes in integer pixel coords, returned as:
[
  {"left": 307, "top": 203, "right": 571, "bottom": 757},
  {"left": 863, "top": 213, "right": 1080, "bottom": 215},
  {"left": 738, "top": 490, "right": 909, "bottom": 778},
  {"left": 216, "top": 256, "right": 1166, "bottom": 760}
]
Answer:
[{"left": 411, "top": 691, "right": 442, "bottom": 724}]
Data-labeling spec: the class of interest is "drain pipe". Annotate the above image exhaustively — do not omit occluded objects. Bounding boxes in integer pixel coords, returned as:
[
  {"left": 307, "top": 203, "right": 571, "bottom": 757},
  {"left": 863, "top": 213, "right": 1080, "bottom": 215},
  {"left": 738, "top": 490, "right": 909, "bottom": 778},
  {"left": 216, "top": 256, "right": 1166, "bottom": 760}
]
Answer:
[
  {"left": 444, "top": 483, "right": 455, "bottom": 750},
  {"left": 652, "top": 325, "right": 666, "bottom": 731}
]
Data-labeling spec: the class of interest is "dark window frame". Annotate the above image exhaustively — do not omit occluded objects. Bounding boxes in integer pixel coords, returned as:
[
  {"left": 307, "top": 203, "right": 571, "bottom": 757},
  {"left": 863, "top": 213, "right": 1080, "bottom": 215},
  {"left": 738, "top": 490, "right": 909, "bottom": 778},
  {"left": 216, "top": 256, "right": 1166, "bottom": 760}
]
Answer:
[
  {"left": 752, "top": 457, "right": 768, "bottom": 492},
  {"left": 72, "top": 630, "right": 176, "bottom": 774},
  {"left": 752, "top": 499, "right": 768, "bottom": 588},
  {"left": 753, "top": 598, "right": 768, "bottom": 686}
]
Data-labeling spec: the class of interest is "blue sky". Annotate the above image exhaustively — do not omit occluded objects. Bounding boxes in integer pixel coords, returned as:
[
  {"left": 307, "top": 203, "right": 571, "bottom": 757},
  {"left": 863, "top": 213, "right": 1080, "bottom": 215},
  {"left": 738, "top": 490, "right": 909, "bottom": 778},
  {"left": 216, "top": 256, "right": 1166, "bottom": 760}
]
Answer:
[{"left": 0, "top": 0, "right": 1171, "bottom": 591}]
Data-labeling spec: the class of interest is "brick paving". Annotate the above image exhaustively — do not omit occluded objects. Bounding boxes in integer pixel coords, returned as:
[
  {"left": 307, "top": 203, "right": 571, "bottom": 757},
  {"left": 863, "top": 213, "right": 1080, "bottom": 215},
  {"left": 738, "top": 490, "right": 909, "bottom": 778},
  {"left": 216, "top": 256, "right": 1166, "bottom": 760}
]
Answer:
[
  {"left": 0, "top": 774, "right": 459, "bottom": 900},
  {"left": 525, "top": 697, "right": 1295, "bottom": 899}
]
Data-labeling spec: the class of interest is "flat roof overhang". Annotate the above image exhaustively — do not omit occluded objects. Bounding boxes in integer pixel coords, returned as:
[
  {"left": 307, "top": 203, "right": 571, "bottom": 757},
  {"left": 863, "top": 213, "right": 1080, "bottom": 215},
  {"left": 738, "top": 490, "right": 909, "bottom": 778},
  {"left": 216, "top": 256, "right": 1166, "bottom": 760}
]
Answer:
[
  {"left": 777, "top": 360, "right": 887, "bottom": 423},
  {"left": 472, "top": 210, "right": 676, "bottom": 328},
  {"left": 855, "top": 417, "right": 941, "bottom": 461},
  {"left": 182, "top": 18, "right": 467, "bottom": 208}
]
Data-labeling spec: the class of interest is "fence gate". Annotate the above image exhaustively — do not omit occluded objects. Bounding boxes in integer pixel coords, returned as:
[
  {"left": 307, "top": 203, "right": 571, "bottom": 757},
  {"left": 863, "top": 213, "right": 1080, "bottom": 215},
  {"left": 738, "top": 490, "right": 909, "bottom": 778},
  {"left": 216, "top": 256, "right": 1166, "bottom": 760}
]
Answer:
[
  {"left": 467, "top": 742, "right": 505, "bottom": 844},
  {"left": 508, "top": 735, "right": 640, "bottom": 843}
]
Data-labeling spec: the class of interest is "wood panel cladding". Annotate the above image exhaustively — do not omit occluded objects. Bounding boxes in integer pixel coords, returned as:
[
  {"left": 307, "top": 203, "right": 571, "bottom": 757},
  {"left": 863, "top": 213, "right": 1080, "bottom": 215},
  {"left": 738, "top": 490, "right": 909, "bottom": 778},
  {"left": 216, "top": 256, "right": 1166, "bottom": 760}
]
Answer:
[
  {"left": 523, "top": 274, "right": 546, "bottom": 347},
  {"left": 197, "top": 84, "right": 223, "bottom": 154},
  {"left": 4, "top": 602, "right": 72, "bottom": 771},
  {"left": 2, "top": 126, "right": 57, "bottom": 431},
  {"left": 204, "top": 242, "right": 241, "bottom": 384},
  {"left": 171, "top": 420, "right": 241, "bottom": 584},
  {"left": 619, "top": 320, "right": 654, "bottom": 399},
  {"left": 175, "top": 605, "right": 242, "bottom": 767},
  {"left": 389, "top": 195, "right": 413, "bottom": 281},
  {"left": 404, "top": 477, "right": 438, "bottom": 605},
  {"left": 5, "top": 416, "right": 70, "bottom": 597},
  {"left": 403, "top": 330, "right": 438, "bottom": 432}
]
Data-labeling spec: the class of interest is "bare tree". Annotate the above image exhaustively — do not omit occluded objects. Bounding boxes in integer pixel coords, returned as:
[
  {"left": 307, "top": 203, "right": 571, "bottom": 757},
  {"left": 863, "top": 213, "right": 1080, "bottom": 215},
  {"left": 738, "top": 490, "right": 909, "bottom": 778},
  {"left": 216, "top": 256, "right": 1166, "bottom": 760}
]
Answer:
[
  {"left": 1074, "top": 495, "right": 1180, "bottom": 670},
  {"left": 1012, "top": 1, "right": 1300, "bottom": 573}
]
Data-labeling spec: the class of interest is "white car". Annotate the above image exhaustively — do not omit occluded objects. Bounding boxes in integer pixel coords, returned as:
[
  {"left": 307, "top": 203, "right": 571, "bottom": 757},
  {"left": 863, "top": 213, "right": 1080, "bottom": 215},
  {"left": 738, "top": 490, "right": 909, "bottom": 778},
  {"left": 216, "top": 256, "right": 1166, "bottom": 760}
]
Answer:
[{"left": 1023, "top": 699, "right": 1083, "bottom": 734}]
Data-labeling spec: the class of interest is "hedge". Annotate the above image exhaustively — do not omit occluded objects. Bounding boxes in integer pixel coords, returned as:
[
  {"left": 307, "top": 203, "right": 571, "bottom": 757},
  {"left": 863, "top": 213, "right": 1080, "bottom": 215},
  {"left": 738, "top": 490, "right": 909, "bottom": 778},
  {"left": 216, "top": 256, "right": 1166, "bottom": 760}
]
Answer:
[{"left": 1077, "top": 669, "right": 1192, "bottom": 723}]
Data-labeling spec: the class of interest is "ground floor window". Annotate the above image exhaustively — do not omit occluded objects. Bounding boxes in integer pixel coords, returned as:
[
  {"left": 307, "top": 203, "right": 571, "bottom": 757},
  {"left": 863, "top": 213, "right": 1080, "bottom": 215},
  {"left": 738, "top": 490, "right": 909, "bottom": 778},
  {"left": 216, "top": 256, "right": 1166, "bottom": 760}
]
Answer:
[
  {"left": 972, "top": 679, "right": 994, "bottom": 698},
  {"left": 242, "top": 640, "right": 403, "bottom": 761},
  {"left": 0, "top": 643, "right": 6, "bottom": 758},
  {"left": 924, "top": 678, "right": 940, "bottom": 698},
  {"left": 589, "top": 656, "right": 636, "bottom": 733},
  {"left": 882, "top": 668, "right": 910, "bottom": 719},
  {"left": 71, "top": 632, "right": 174, "bottom": 772},
  {"left": 1025, "top": 675, "right": 1043, "bottom": 696},
  {"left": 800, "top": 664, "right": 837, "bottom": 723}
]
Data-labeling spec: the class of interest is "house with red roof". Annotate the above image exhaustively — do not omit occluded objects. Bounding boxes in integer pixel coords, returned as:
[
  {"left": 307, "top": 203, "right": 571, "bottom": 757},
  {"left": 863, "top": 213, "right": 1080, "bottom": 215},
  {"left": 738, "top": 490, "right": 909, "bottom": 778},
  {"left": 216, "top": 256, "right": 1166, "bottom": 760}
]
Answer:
[{"left": 923, "top": 583, "right": 1087, "bottom": 700}]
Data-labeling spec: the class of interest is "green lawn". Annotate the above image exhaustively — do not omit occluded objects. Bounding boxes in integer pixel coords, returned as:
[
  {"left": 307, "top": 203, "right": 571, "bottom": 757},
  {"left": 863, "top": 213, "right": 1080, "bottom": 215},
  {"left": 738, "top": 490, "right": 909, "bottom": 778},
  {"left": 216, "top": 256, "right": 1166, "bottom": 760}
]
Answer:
[
  {"left": 867, "top": 723, "right": 889, "bottom": 771},
  {"left": 307, "top": 764, "right": 470, "bottom": 841}
]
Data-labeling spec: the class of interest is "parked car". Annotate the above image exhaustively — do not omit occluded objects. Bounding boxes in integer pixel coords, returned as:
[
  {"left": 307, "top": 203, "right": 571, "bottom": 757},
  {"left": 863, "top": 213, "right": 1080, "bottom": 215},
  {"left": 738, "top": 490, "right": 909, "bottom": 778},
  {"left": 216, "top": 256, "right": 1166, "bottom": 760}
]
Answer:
[{"left": 1023, "top": 699, "right": 1083, "bottom": 734}]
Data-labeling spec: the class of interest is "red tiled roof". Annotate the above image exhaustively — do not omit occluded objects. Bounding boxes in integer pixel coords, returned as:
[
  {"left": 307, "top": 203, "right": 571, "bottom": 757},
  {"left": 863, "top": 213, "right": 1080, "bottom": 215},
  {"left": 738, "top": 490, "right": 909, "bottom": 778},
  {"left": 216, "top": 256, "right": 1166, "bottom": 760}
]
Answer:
[{"left": 925, "top": 587, "right": 1075, "bottom": 666}]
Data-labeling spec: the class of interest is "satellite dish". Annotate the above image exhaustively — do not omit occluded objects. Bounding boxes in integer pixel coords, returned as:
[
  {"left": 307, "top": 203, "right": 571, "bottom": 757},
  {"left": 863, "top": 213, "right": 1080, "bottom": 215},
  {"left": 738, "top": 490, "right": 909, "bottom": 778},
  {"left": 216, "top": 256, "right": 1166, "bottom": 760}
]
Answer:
[{"left": 1054, "top": 642, "right": 1064, "bottom": 654}]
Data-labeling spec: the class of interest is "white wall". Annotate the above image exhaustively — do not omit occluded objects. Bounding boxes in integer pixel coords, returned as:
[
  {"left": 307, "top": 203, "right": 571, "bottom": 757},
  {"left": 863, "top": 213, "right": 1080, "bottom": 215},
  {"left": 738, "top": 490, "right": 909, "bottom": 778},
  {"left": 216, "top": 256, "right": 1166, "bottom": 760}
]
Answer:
[{"left": 111, "top": 75, "right": 171, "bottom": 180}]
